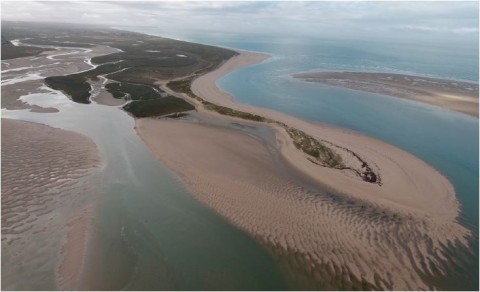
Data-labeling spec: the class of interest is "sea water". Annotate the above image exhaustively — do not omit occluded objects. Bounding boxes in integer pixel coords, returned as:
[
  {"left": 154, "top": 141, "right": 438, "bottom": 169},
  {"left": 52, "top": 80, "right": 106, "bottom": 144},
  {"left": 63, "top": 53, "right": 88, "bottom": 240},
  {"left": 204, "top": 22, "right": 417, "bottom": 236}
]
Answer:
[
  {"left": 2, "top": 87, "right": 288, "bottom": 290},
  {"left": 127, "top": 27, "right": 479, "bottom": 289}
]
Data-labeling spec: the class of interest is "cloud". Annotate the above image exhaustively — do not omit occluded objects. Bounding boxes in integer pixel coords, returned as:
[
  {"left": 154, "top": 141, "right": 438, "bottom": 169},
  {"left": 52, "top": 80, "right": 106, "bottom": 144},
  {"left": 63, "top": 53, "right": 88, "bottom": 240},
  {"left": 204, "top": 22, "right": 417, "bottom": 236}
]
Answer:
[{"left": 1, "top": 0, "right": 478, "bottom": 43}]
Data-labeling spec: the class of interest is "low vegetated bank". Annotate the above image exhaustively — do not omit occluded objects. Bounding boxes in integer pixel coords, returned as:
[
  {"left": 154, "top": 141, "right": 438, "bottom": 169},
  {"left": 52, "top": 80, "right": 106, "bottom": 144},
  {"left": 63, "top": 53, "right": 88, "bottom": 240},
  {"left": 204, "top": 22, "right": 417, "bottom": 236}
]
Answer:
[
  {"left": 105, "top": 82, "right": 163, "bottom": 101},
  {"left": 123, "top": 96, "right": 195, "bottom": 118},
  {"left": 2, "top": 21, "right": 234, "bottom": 116},
  {"left": 1, "top": 35, "right": 46, "bottom": 60}
]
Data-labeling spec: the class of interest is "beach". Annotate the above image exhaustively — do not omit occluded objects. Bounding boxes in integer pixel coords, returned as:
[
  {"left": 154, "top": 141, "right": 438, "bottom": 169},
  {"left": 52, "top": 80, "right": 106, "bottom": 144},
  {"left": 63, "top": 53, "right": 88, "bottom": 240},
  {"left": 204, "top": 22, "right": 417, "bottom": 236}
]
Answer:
[
  {"left": 1, "top": 118, "right": 100, "bottom": 290},
  {"left": 137, "top": 50, "right": 472, "bottom": 289},
  {"left": 292, "top": 71, "right": 479, "bottom": 117}
]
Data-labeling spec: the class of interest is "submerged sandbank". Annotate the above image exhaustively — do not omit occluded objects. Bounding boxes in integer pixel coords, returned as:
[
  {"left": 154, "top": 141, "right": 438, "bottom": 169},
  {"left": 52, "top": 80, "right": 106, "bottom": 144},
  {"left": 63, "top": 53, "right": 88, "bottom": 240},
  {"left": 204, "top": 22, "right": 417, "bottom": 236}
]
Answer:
[
  {"left": 292, "top": 71, "right": 479, "bottom": 117},
  {"left": 137, "top": 50, "right": 472, "bottom": 289},
  {"left": 1, "top": 118, "right": 100, "bottom": 290}
]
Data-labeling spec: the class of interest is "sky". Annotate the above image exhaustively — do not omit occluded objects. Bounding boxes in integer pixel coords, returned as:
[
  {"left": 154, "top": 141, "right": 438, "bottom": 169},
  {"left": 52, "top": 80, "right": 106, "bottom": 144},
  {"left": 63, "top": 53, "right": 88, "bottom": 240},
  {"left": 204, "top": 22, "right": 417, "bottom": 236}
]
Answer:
[{"left": 1, "top": 1, "right": 479, "bottom": 44}]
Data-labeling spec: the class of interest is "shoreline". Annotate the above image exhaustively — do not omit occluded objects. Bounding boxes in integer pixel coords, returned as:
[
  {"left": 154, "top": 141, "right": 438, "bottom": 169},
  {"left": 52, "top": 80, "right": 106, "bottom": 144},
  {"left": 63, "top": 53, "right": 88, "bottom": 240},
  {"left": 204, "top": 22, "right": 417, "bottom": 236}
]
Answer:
[
  {"left": 292, "top": 71, "right": 479, "bottom": 117},
  {"left": 137, "top": 50, "right": 471, "bottom": 289},
  {"left": 189, "top": 50, "right": 464, "bottom": 221}
]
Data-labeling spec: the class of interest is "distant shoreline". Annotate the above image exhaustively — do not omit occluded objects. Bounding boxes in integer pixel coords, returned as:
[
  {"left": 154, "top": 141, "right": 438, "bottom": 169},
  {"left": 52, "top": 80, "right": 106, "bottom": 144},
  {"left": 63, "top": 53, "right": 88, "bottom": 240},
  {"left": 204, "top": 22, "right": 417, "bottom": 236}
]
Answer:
[{"left": 292, "top": 71, "right": 479, "bottom": 117}]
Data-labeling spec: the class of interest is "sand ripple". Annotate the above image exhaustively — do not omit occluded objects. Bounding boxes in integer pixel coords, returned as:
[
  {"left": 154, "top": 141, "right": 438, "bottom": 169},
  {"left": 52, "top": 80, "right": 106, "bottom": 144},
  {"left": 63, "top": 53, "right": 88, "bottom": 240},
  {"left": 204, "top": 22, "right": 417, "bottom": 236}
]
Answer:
[
  {"left": 1, "top": 118, "right": 100, "bottom": 290},
  {"left": 137, "top": 119, "right": 471, "bottom": 290}
]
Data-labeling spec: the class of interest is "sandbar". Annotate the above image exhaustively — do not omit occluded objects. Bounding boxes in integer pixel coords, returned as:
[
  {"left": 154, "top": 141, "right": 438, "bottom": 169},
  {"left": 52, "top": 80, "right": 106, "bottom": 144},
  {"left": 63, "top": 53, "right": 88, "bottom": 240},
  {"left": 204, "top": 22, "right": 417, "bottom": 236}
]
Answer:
[
  {"left": 292, "top": 71, "right": 479, "bottom": 117},
  {"left": 137, "top": 50, "right": 472, "bottom": 289}
]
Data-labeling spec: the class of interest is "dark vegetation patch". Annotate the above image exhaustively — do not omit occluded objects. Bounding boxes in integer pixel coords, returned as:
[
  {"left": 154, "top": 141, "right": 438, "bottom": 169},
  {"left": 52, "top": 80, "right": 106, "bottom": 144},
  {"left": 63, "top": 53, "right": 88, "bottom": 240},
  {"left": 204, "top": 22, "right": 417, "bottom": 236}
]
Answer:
[
  {"left": 285, "top": 127, "right": 344, "bottom": 168},
  {"left": 1, "top": 35, "right": 47, "bottom": 60},
  {"left": 167, "top": 76, "right": 199, "bottom": 99},
  {"left": 105, "top": 82, "right": 163, "bottom": 100},
  {"left": 162, "top": 112, "right": 189, "bottom": 119},
  {"left": 1, "top": 44, "right": 46, "bottom": 60},
  {"left": 44, "top": 76, "right": 91, "bottom": 104},
  {"left": 44, "top": 62, "right": 126, "bottom": 103},
  {"left": 123, "top": 96, "right": 194, "bottom": 118},
  {"left": 203, "top": 101, "right": 267, "bottom": 122}
]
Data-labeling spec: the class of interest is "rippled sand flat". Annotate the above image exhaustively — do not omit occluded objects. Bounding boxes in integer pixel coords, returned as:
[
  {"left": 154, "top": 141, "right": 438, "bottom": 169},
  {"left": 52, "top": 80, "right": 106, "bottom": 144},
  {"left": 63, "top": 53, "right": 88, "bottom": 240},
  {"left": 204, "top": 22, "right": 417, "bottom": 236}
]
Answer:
[
  {"left": 137, "top": 118, "right": 470, "bottom": 290},
  {"left": 1, "top": 118, "right": 100, "bottom": 290}
]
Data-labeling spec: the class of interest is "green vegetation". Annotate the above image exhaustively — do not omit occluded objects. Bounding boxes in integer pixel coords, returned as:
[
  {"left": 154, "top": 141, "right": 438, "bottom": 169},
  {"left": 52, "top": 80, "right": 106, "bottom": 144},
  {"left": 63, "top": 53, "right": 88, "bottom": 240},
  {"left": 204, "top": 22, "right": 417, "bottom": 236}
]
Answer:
[
  {"left": 105, "top": 82, "right": 163, "bottom": 100},
  {"left": 203, "top": 101, "right": 267, "bottom": 122},
  {"left": 1, "top": 44, "right": 46, "bottom": 60},
  {"left": 1, "top": 42, "right": 46, "bottom": 60},
  {"left": 167, "top": 76, "right": 196, "bottom": 97},
  {"left": 123, "top": 96, "right": 194, "bottom": 118},
  {"left": 44, "top": 76, "right": 91, "bottom": 104},
  {"left": 285, "top": 127, "right": 344, "bottom": 168},
  {"left": 166, "top": 77, "right": 345, "bottom": 168}
]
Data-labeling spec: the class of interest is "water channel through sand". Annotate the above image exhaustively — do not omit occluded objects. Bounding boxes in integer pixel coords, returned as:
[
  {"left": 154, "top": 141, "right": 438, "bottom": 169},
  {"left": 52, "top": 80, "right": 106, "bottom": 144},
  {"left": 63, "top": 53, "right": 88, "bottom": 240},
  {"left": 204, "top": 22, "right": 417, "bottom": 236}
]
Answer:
[{"left": 1, "top": 49, "right": 288, "bottom": 290}]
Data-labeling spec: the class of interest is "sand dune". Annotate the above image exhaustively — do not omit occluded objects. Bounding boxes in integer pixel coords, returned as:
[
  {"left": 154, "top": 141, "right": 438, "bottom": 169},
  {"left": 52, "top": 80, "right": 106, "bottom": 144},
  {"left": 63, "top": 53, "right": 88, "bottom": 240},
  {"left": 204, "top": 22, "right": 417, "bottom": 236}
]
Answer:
[
  {"left": 1, "top": 119, "right": 100, "bottom": 290},
  {"left": 137, "top": 50, "right": 473, "bottom": 289}
]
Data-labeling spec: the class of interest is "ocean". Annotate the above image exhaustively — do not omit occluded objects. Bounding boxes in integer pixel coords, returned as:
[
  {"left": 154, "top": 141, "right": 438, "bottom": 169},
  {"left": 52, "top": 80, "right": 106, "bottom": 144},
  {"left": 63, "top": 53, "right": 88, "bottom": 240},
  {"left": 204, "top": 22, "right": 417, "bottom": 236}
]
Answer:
[{"left": 126, "top": 26, "right": 479, "bottom": 289}]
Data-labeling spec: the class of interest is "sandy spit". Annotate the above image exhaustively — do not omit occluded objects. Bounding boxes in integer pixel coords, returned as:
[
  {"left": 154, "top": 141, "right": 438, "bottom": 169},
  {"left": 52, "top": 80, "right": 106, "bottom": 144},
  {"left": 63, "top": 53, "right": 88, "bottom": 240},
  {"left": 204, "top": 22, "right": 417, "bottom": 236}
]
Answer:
[
  {"left": 137, "top": 49, "right": 473, "bottom": 289},
  {"left": 191, "top": 51, "right": 464, "bottom": 222}
]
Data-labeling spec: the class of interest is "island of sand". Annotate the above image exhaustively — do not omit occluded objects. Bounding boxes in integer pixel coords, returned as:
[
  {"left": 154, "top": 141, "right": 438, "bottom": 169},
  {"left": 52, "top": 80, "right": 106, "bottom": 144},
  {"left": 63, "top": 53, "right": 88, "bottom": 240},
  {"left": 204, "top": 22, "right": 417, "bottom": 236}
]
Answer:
[{"left": 292, "top": 71, "right": 479, "bottom": 117}]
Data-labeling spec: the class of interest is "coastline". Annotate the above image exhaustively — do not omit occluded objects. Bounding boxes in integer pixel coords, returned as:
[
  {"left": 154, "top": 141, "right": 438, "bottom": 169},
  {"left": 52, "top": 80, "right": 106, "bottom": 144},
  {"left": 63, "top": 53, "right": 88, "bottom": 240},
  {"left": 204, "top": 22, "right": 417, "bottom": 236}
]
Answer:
[
  {"left": 136, "top": 50, "right": 471, "bottom": 289},
  {"left": 292, "top": 71, "right": 479, "bottom": 118},
  {"left": 2, "top": 25, "right": 474, "bottom": 289},
  {"left": 190, "top": 50, "right": 464, "bottom": 222}
]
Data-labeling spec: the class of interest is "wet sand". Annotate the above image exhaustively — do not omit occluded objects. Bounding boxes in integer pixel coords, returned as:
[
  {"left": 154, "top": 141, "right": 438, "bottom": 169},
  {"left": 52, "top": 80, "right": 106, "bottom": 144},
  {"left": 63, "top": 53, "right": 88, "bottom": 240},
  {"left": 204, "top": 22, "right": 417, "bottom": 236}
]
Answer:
[
  {"left": 1, "top": 118, "right": 100, "bottom": 290},
  {"left": 56, "top": 206, "right": 94, "bottom": 290},
  {"left": 137, "top": 51, "right": 472, "bottom": 289},
  {"left": 292, "top": 71, "right": 479, "bottom": 117}
]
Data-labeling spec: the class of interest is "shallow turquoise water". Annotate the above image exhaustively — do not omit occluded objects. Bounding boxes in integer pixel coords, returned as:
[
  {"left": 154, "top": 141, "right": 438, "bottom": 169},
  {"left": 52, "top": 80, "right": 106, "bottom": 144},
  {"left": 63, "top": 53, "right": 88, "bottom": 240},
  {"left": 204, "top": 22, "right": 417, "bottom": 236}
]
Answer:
[{"left": 129, "top": 28, "right": 479, "bottom": 288}]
